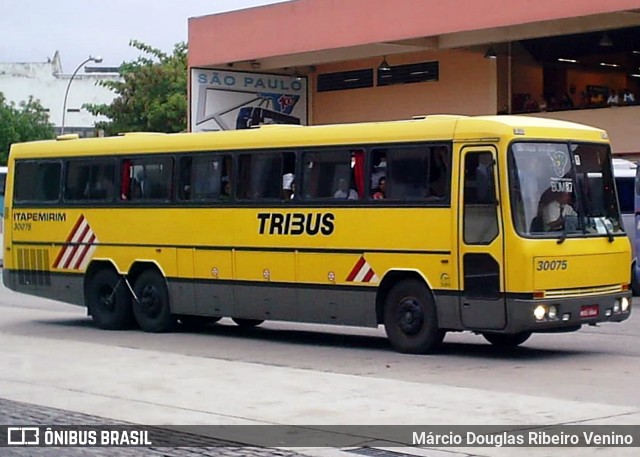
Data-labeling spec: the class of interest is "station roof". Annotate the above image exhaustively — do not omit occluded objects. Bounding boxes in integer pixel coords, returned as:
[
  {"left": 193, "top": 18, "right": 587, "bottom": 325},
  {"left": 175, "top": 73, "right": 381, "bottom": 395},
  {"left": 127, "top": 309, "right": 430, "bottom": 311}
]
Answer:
[{"left": 188, "top": 0, "right": 640, "bottom": 70}]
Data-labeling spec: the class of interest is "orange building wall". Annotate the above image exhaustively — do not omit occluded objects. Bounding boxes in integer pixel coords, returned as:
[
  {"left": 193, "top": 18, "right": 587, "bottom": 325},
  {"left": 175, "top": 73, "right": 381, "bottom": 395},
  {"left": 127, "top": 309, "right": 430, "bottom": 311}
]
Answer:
[{"left": 312, "top": 49, "right": 496, "bottom": 125}]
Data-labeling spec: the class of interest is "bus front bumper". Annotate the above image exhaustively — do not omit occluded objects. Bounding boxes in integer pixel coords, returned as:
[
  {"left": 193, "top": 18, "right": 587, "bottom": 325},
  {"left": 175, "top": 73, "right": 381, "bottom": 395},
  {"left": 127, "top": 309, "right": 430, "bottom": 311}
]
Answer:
[{"left": 504, "top": 293, "right": 632, "bottom": 334}]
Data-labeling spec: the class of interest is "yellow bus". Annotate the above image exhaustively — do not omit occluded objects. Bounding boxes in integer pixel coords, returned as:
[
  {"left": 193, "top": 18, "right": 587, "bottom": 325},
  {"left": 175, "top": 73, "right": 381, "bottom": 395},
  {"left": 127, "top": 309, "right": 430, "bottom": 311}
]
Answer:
[{"left": 2, "top": 115, "right": 632, "bottom": 353}]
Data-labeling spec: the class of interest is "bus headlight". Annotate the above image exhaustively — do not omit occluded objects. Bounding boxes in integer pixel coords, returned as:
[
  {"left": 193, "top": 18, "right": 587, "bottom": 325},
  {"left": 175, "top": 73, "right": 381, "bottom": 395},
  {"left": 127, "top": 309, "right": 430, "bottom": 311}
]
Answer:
[
  {"left": 548, "top": 306, "right": 558, "bottom": 320},
  {"left": 621, "top": 297, "right": 630, "bottom": 312},
  {"left": 613, "top": 300, "right": 621, "bottom": 313},
  {"left": 534, "top": 305, "right": 547, "bottom": 321}
]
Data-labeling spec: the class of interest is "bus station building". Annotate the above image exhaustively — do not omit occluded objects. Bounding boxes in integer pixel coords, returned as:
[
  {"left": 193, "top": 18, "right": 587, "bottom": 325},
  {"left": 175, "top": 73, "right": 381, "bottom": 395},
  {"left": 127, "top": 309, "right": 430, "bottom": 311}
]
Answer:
[{"left": 188, "top": 0, "right": 640, "bottom": 158}]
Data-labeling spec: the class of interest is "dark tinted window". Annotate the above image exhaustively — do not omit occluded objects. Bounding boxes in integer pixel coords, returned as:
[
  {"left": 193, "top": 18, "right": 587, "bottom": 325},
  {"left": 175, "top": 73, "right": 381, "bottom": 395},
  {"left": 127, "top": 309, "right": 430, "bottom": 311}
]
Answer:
[
  {"left": 317, "top": 69, "right": 374, "bottom": 92},
  {"left": 238, "top": 152, "right": 295, "bottom": 201},
  {"left": 178, "top": 155, "right": 233, "bottom": 201},
  {"left": 377, "top": 61, "right": 439, "bottom": 87},
  {"left": 302, "top": 150, "right": 355, "bottom": 200},
  {"left": 64, "top": 160, "right": 116, "bottom": 201},
  {"left": 121, "top": 157, "right": 173, "bottom": 201},
  {"left": 14, "top": 161, "right": 61, "bottom": 202},
  {"left": 371, "top": 145, "right": 451, "bottom": 201}
]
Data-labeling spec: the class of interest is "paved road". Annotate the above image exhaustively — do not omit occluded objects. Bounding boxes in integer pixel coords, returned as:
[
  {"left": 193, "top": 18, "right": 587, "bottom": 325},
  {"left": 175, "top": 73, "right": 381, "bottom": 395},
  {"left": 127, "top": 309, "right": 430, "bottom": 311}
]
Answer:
[{"left": 1, "top": 279, "right": 639, "bottom": 457}]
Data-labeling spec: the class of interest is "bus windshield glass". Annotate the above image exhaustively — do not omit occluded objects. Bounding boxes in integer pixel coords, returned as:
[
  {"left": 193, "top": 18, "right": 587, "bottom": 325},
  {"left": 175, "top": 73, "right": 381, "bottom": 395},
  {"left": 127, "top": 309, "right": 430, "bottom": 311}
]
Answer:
[{"left": 510, "top": 141, "right": 623, "bottom": 237}]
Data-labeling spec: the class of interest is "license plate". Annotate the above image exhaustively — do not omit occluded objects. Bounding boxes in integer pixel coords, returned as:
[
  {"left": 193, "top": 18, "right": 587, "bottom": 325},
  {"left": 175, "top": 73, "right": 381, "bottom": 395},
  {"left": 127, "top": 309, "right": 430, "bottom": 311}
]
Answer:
[{"left": 580, "top": 305, "right": 599, "bottom": 318}]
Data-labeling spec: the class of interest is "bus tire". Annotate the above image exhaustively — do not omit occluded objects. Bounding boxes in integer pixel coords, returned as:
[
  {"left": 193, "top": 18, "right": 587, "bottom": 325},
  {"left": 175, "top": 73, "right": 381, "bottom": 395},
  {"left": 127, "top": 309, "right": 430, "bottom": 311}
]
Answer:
[
  {"left": 383, "top": 279, "right": 444, "bottom": 354},
  {"left": 179, "top": 316, "right": 221, "bottom": 327},
  {"left": 132, "top": 270, "right": 176, "bottom": 332},
  {"left": 631, "top": 264, "right": 640, "bottom": 296},
  {"left": 483, "top": 331, "right": 531, "bottom": 348},
  {"left": 87, "top": 269, "right": 134, "bottom": 330},
  {"left": 232, "top": 318, "right": 264, "bottom": 328}
]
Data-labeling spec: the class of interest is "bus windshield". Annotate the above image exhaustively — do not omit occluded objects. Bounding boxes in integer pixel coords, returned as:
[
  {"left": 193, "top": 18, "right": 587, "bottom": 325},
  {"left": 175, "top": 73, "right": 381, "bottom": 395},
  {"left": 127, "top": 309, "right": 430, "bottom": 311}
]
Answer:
[{"left": 510, "top": 142, "right": 623, "bottom": 237}]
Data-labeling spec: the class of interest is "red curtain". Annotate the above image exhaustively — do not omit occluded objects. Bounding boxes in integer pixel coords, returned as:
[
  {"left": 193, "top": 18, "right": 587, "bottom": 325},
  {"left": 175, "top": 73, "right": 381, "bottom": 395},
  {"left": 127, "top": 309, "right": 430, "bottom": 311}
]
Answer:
[
  {"left": 353, "top": 150, "right": 365, "bottom": 197},
  {"left": 121, "top": 160, "right": 131, "bottom": 200}
]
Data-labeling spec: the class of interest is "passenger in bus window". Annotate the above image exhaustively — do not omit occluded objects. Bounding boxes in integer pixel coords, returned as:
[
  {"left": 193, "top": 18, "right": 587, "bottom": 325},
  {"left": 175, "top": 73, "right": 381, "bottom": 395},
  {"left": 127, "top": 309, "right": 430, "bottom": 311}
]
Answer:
[
  {"left": 282, "top": 173, "right": 294, "bottom": 200},
  {"left": 371, "top": 157, "right": 387, "bottom": 192},
  {"left": 220, "top": 179, "right": 231, "bottom": 201},
  {"left": 131, "top": 170, "right": 146, "bottom": 199},
  {"left": 94, "top": 170, "right": 114, "bottom": 200},
  {"left": 290, "top": 180, "right": 296, "bottom": 200},
  {"left": 540, "top": 190, "right": 576, "bottom": 231},
  {"left": 334, "top": 178, "right": 358, "bottom": 199},
  {"left": 373, "top": 177, "right": 387, "bottom": 199}
]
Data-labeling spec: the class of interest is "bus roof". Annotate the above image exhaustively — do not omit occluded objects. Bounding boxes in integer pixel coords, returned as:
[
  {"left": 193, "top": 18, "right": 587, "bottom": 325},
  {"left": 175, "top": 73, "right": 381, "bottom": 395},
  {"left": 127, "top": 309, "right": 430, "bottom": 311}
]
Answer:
[{"left": 9, "top": 114, "right": 609, "bottom": 159}]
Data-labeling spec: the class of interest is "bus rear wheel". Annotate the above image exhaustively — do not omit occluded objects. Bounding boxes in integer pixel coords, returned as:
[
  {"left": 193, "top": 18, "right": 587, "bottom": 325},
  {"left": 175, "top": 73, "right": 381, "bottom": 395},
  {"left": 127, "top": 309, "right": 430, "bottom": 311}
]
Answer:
[
  {"left": 86, "top": 269, "right": 134, "bottom": 330},
  {"left": 132, "top": 270, "right": 176, "bottom": 332},
  {"left": 232, "top": 318, "right": 264, "bottom": 328},
  {"left": 383, "top": 279, "right": 444, "bottom": 354},
  {"left": 483, "top": 332, "right": 531, "bottom": 348}
]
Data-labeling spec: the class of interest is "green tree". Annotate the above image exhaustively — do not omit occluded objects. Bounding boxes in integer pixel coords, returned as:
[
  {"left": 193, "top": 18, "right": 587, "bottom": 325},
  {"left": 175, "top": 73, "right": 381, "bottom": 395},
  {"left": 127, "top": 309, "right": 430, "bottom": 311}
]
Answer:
[
  {"left": 85, "top": 40, "right": 188, "bottom": 135},
  {"left": 0, "top": 93, "right": 55, "bottom": 164}
]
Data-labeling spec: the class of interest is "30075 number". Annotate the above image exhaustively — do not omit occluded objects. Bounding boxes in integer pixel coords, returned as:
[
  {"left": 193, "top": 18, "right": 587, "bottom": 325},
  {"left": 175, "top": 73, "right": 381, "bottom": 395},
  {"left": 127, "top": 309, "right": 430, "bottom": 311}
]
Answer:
[{"left": 536, "top": 260, "right": 568, "bottom": 271}]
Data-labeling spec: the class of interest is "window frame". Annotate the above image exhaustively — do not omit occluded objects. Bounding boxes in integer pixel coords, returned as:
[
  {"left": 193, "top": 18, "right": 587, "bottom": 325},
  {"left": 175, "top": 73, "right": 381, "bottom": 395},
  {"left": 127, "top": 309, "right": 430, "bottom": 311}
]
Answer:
[{"left": 13, "top": 159, "right": 63, "bottom": 205}]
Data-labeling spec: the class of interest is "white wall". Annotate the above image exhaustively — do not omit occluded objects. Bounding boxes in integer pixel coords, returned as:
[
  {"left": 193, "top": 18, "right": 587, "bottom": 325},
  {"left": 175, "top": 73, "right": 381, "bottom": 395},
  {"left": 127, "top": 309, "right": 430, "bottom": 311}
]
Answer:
[{"left": 0, "top": 51, "right": 120, "bottom": 134}]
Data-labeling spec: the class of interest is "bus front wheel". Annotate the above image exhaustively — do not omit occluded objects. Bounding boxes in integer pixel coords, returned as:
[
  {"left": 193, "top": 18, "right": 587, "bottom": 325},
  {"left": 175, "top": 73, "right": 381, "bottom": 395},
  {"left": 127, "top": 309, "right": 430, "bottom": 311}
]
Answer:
[
  {"left": 483, "top": 331, "right": 531, "bottom": 348},
  {"left": 383, "top": 279, "right": 444, "bottom": 354},
  {"left": 86, "top": 269, "right": 134, "bottom": 330},
  {"left": 132, "top": 270, "right": 176, "bottom": 332}
]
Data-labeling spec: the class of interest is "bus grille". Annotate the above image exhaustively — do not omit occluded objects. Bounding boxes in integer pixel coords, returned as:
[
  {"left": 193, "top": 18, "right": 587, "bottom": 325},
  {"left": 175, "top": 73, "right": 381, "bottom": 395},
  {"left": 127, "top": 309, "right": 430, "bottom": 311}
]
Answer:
[
  {"left": 543, "top": 284, "right": 623, "bottom": 299},
  {"left": 16, "top": 248, "right": 51, "bottom": 286}
]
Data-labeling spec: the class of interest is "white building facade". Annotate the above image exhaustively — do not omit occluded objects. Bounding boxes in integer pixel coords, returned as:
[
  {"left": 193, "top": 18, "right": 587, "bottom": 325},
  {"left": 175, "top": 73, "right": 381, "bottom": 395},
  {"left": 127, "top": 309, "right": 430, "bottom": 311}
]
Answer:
[{"left": 0, "top": 51, "right": 120, "bottom": 136}]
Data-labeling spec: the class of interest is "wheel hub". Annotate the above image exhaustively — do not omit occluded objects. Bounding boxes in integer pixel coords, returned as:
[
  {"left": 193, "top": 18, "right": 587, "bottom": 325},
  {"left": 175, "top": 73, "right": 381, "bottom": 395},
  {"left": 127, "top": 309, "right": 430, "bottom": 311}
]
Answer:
[
  {"left": 397, "top": 297, "right": 424, "bottom": 335},
  {"left": 98, "top": 286, "right": 115, "bottom": 311},
  {"left": 140, "top": 285, "right": 161, "bottom": 317}
]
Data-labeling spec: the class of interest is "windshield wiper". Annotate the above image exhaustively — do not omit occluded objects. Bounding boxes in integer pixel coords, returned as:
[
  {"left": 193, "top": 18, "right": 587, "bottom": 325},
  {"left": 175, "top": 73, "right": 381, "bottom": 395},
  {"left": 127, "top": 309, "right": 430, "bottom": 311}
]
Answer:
[
  {"left": 557, "top": 220, "right": 568, "bottom": 244},
  {"left": 603, "top": 219, "right": 614, "bottom": 242}
]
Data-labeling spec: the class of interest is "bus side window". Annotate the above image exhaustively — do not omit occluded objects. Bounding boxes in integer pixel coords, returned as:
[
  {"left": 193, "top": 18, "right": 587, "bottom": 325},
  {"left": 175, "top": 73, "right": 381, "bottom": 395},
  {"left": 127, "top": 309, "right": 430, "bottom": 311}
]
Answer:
[
  {"left": 463, "top": 151, "right": 498, "bottom": 244},
  {"left": 14, "top": 162, "right": 61, "bottom": 202},
  {"left": 380, "top": 144, "right": 451, "bottom": 202},
  {"left": 253, "top": 154, "right": 281, "bottom": 199},
  {"left": 301, "top": 149, "right": 353, "bottom": 200},
  {"left": 121, "top": 158, "right": 173, "bottom": 201},
  {"left": 178, "top": 157, "right": 192, "bottom": 200},
  {"left": 238, "top": 152, "right": 293, "bottom": 201}
]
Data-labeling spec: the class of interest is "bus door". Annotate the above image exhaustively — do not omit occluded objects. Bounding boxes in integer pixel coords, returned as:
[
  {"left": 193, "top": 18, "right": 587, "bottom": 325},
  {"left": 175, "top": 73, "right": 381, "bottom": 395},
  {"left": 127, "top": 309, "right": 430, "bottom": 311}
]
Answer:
[{"left": 457, "top": 146, "right": 506, "bottom": 330}]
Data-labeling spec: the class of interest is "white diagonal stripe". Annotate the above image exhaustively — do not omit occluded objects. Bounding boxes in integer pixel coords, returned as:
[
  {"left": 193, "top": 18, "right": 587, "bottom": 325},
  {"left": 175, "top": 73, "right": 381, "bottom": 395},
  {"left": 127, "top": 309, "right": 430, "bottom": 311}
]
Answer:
[
  {"left": 79, "top": 243, "right": 99, "bottom": 271},
  {"left": 353, "top": 264, "right": 369, "bottom": 282},
  {"left": 58, "top": 218, "right": 89, "bottom": 268},
  {"left": 67, "top": 226, "right": 95, "bottom": 269}
]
